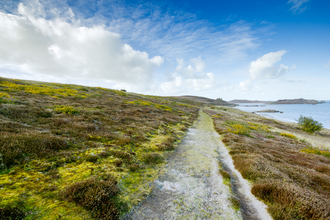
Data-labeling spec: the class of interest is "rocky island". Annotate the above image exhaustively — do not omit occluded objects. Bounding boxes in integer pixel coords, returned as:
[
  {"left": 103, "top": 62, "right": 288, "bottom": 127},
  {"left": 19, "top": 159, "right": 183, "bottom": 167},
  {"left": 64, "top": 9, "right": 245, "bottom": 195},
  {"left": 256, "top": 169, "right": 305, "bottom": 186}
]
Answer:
[
  {"left": 254, "top": 109, "right": 283, "bottom": 113},
  {"left": 271, "top": 98, "right": 325, "bottom": 105},
  {"left": 229, "top": 98, "right": 325, "bottom": 105},
  {"left": 228, "top": 99, "right": 271, "bottom": 104}
]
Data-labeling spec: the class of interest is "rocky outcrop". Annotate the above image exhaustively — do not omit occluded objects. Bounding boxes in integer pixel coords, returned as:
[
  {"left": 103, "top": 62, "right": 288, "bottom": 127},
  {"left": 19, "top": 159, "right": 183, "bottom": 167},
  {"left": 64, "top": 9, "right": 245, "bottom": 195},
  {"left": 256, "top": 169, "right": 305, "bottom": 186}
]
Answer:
[{"left": 254, "top": 109, "right": 283, "bottom": 113}]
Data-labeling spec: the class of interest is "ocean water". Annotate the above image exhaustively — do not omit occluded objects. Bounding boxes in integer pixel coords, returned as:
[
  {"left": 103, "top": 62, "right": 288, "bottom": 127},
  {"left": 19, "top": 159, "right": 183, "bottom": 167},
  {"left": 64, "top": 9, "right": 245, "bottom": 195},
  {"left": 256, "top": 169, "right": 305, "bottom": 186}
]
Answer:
[{"left": 234, "top": 101, "right": 330, "bottom": 129}]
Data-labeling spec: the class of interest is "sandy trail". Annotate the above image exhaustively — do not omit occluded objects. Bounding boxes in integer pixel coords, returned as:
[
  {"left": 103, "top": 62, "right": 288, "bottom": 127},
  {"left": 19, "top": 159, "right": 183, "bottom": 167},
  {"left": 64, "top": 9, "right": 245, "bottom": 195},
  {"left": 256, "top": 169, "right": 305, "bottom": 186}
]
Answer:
[{"left": 124, "top": 110, "right": 271, "bottom": 220}]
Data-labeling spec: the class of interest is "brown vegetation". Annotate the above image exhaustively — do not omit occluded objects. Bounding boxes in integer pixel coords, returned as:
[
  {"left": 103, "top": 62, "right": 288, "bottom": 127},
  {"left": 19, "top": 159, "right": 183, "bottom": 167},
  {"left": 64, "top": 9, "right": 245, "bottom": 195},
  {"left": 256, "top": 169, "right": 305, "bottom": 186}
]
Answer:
[{"left": 206, "top": 107, "right": 330, "bottom": 219}]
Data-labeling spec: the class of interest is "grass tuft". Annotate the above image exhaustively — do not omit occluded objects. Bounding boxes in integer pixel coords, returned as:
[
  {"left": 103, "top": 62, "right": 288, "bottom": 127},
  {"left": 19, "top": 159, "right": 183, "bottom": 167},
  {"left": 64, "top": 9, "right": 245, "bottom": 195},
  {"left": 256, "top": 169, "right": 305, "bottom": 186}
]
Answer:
[{"left": 64, "top": 175, "right": 120, "bottom": 219}]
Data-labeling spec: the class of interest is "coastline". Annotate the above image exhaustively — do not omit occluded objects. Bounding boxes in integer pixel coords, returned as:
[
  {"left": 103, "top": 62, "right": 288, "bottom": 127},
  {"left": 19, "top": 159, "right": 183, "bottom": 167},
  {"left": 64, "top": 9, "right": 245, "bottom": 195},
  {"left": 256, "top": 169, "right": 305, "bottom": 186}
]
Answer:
[
  {"left": 235, "top": 107, "right": 330, "bottom": 150},
  {"left": 234, "top": 101, "right": 330, "bottom": 130}
]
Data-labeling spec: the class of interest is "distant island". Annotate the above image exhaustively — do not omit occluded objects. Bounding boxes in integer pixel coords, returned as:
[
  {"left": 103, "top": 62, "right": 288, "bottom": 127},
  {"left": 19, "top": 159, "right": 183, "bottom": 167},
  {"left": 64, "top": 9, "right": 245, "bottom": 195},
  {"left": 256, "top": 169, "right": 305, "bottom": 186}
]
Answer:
[
  {"left": 271, "top": 98, "right": 325, "bottom": 105},
  {"left": 229, "top": 98, "right": 325, "bottom": 105},
  {"left": 228, "top": 99, "right": 271, "bottom": 104},
  {"left": 255, "top": 109, "right": 283, "bottom": 113}
]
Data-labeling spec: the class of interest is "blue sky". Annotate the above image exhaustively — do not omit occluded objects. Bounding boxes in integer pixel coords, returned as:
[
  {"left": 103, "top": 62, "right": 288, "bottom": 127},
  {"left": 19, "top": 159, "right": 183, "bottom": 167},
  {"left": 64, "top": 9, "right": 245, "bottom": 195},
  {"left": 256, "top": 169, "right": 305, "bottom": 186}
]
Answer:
[{"left": 0, "top": 0, "right": 329, "bottom": 100}]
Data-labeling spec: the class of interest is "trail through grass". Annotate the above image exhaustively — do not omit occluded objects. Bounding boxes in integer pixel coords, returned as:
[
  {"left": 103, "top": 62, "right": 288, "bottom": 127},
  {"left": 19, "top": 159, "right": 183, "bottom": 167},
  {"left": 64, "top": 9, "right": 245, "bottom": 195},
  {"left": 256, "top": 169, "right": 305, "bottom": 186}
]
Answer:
[{"left": 125, "top": 110, "right": 272, "bottom": 219}]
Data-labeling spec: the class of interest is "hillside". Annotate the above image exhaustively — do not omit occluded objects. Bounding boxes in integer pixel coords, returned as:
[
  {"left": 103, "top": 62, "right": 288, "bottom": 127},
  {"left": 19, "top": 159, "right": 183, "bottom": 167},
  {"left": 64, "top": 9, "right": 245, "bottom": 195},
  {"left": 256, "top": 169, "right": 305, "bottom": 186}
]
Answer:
[
  {"left": 0, "top": 77, "right": 202, "bottom": 219},
  {"left": 176, "top": 95, "right": 235, "bottom": 106}
]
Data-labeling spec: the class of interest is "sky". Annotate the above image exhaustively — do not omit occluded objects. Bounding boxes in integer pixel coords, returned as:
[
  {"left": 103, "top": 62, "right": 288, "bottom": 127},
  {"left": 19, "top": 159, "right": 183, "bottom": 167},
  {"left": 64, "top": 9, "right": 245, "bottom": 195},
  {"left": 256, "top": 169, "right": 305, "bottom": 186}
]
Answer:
[{"left": 0, "top": 0, "right": 329, "bottom": 101}]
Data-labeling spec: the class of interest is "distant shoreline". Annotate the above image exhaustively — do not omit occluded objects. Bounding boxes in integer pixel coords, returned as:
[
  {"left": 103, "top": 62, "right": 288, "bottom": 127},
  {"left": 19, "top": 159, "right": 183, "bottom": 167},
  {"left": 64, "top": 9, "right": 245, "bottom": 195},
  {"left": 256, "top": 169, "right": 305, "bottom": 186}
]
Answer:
[{"left": 229, "top": 98, "right": 325, "bottom": 105}]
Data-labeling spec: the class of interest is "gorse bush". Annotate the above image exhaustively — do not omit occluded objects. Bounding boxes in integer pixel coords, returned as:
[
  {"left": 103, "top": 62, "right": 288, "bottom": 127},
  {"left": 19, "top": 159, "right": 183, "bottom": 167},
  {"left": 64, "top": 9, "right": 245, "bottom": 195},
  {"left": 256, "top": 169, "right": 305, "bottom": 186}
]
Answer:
[
  {"left": 298, "top": 116, "right": 323, "bottom": 133},
  {"left": 225, "top": 121, "right": 270, "bottom": 136},
  {"left": 227, "top": 124, "right": 250, "bottom": 136},
  {"left": 0, "top": 80, "right": 89, "bottom": 98},
  {"left": 225, "top": 121, "right": 250, "bottom": 136},
  {"left": 54, "top": 105, "right": 79, "bottom": 114},
  {"left": 280, "top": 132, "right": 297, "bottom": 139},
  {"left": 300, "top": 147, "right": 330, "bottom": 158}
]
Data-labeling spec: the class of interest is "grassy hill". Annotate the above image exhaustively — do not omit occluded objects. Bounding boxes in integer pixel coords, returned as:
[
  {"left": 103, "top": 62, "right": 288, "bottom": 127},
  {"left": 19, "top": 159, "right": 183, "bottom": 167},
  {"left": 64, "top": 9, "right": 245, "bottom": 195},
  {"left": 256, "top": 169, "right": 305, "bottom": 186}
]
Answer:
[
  {"left": 0, "top": 77, "right": 202, "bottom": 219},
  {"left": 1, "top": 77, "right": 330, "bottom": 219}
]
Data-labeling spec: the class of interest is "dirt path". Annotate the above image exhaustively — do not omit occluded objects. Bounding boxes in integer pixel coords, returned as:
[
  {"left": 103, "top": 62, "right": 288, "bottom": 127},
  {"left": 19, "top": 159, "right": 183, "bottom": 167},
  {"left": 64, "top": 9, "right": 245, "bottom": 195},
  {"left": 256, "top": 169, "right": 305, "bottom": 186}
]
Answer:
[{"left": 124, "top": 110, "right": 272, "bottom": 220}]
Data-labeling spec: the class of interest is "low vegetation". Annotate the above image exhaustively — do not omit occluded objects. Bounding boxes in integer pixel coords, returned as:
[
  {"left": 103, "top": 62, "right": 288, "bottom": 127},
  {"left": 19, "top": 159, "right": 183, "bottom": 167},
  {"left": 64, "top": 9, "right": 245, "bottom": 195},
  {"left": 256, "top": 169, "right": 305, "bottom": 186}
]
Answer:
[
  {"left": 0, "top": 77, "right": 201, "bottom": 219},
  {"left": 207, "top": 107, "right": 330, "bottom": 220},
  {"left": 298, "top": 115, "right": 323, "bottom": 133}
]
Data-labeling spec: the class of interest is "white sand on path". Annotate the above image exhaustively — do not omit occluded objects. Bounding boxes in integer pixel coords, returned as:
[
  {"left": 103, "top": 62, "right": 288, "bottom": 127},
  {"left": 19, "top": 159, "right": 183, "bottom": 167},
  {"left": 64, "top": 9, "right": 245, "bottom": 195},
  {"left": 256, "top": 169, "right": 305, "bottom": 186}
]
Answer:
[{"left": 124, "top": 110, "right": 272, "bottom": 220}]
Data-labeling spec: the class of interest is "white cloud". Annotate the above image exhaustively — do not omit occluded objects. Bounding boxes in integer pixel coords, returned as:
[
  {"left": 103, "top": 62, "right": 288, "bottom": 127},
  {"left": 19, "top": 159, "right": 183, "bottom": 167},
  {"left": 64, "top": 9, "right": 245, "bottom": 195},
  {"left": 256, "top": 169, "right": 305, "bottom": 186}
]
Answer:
[
  {"left": 249, "top": 50, "right": 289, "bottom": 80},
  {"left": 160, "top": 58, "right": 219, "bottom": 94},
  {"left": 325, "top": 61, "right": 330, "bottom": 68},
  {"left": 160, "top": 73, "right": 183, "bottom": 94},
  {"left": 0, "top": 1, "right": 163, "bottom": 88},
  {"left": 239, "top": 79, "right": 254, "bottom": 91},
  {"left": 239, "top": 50, "right": 292, "bottom": 91},
  {"left": 191, "top": 56, "right": 205, "bottom": 73},
  {"left": 288, "top": 0, "right": 310, "bottom": 13}
]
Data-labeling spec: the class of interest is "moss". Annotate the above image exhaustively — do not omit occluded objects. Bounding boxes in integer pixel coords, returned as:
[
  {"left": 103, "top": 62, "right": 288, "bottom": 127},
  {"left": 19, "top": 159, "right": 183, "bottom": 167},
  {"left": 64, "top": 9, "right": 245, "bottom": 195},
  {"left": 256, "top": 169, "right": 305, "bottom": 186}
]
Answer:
[
  {"left": 219, "top": 169, "right": 230, "bottom": 180},
  {"left": 229, "top": 196, "right": 240, "bottom": 211}
]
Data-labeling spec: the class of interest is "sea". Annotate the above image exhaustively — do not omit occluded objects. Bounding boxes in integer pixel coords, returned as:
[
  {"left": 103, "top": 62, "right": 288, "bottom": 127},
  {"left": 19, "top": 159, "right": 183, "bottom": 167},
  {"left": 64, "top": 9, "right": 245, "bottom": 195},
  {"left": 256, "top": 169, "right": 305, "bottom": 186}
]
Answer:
[{"left": 234, "top": 101, "right": 330, "bottom": 129}]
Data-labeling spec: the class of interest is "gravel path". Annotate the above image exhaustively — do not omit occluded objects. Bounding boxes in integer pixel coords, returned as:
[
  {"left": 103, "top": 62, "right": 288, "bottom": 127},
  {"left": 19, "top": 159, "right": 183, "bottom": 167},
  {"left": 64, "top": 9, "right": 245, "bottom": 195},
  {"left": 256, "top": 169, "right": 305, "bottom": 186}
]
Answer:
[{"left": 124, "top": 110, "right": 271, "bottom": 220}]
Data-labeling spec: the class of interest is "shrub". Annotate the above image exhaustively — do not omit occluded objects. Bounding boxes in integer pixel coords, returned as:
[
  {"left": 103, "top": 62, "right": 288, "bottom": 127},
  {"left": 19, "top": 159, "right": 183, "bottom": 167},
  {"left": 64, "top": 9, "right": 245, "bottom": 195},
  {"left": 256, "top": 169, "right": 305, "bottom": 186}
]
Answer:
[
  {"left": 114, "top": 159, "right": 123, "bottom": 167},
  {"left": 298, "top": 116, "right": 323, "bottom": 133},
  {"left": 86, "top": 155, "right": 99, "bottom": 163},
  {"left": 110, "top": 150, "right": 132, "bottom": 161},
  {"left": 157, "top": 137, "right": 176, "bottom": 151},
  {"left": 143, "top": 153, "right": 164, "bottom": 164},
  {"left": 226, "top": 124, "right": 250, "bottom": 136},
  {"left": 128, "top": 164, "right": 140, "bottom": 172},
  {"left": 64, "top": 175, "right": 120, "bottom": 219},
  {"left": 0, "top": 205, "right": 26, "bottom": 220}
]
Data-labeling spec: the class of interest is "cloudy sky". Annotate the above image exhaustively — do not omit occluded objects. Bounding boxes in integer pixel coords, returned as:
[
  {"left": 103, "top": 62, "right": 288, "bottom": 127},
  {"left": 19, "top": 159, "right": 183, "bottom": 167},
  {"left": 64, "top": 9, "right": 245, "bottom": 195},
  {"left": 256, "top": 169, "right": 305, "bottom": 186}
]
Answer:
[{"left": 0, "top": 0, "right": 329, "bottom": 100}]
